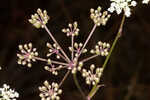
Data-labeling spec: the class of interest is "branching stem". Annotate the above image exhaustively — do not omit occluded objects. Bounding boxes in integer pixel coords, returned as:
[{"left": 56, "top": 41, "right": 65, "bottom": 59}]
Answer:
[
  {"left": 87, "top": 15, "right": 126, "bottom": 99},
  {"left": 71, "top": 36, "right": 74, "bottom": 60},
  {"left": 34, "top": 57, "right": 68, "bottom": 66},
  {"left": 81, "top": 55, "right": 99, "bottom": 63},
  {"left": 44, "top": 25, "right": 71, "bottom": 62},
  {"left": 73, "top": 73, "right": 86, "bottom": 99},
  {"left": 78, "top": 24, "right": 97, "bottom": 58},
  {"left": 72, "top": 24, "right": 97, "bottom": 99}
]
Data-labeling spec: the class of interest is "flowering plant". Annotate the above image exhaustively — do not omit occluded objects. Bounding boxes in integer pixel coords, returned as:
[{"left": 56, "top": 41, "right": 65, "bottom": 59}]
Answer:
[
  {"left": 0, "top": 84, "right": 19, "bottom": 100},
  {"left": 15, "top": 0, "right": 149, "bottom": 100}
]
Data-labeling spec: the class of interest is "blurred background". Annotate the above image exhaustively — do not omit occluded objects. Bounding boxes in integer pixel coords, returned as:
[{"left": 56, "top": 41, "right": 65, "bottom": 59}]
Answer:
[{"left": 0, "top": 0, "right": 150, "bottom": 100}]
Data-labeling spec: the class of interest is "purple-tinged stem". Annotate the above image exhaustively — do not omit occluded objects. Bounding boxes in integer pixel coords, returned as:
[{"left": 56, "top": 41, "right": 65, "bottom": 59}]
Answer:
[
  {"left": 57, "top": 52, "right": 68, "bottom": 62},
  {"left": 44, "top": 25, "right": 70, "bottom": 62},
  {"left": 58, "top": 70, "right": 70, "bottom": 88},
  {"left": 87, "top": 96, "right": 91, "bottom": 100},
  {"left": 71, "top": 36, "right": 74, "bottom": 60},
  {"left": 34, "top": 57, "right": 68, "bottom": 66},
  {"left": 78, "top": 24, "right": 97, "bottom": 57},
  {"left": 33, "top": 56, "right": 47, "bottom": 62},
  {"left": 72, "top": 25, "right": 97, "bottom": 100},
  {"left": 47, "top": 43, "right": 68, "bottom": 62},
  {"left": 81, "top": 54, "right": 98, "bottom": 63},
  {"left": 51, "top": 60, "right": 68, "bottom": 66},
  {"left": 51, "top": 65, "right": 67, "bottom": 71}
]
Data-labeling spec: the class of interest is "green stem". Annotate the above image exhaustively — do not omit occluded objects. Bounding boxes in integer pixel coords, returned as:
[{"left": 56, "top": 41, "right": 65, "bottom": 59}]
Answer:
[
  {"left": 87, "top": 83, "right": 98, "bottom": 99},
  {"left": 88, "top": 15, "right": 126, "bottom": 99},
  {"left": 73, "top": 73, "right": 86, "bottom": 99},
  {"left": 72, "top": 24, "right": 97, "bottom": 100},
  {"left": 102, "top": 15, "right": 125, "bottom": 70}
]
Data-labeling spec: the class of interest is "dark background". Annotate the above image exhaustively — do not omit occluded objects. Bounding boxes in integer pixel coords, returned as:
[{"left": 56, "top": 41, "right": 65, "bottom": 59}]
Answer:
[{"left": 0, "top": 0, "right": 150, "bottom": 100}]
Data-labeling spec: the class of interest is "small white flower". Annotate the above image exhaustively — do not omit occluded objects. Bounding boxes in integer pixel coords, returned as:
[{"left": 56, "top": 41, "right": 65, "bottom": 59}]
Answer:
[
  {"left": 90, "top": 6, "right": 111, "bottom": 26},
  {"left": 142, "top": 0, "right": 150, "bottom": 4},
  {"left": 17, "top": 43, "right": 38, "bottom": 68},
  {"left": 90, "top": 41, "right": 110, "bottom": 56},
  {"left": 108, "top": 0, "right": 137, "bottom": 17},
  {"left": 131, "top": 1, "right": 137, "bottom": 6},
  {"left": 82, "top": 64, "right": 103, "bottom": 85},
  {"left": 62, "top": 21, "right": 80, "bottom": 37},
  {"left": 29, "top": 8, "right": 49, "bottom": 28},
  {"left": 0, "top": 84, "right": 19, "bottom": 100}
]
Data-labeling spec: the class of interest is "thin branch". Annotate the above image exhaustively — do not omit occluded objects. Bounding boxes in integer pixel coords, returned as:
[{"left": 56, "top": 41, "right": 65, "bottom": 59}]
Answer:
[
  {"left": 72, "top": 24, "right": 97, "bottom": 100},
  {"left": 87, "top": 85, "right": 104, "bottom": 100},
  {"left": 71, "top": 36, "right": 74, "bottom": 60},
  {"left": 34, "top": 57, "right": 68, "bottom": 66},
  {"left": 34, "top": 56, "right": 47, "bottom": 62},
  {"left": 44, "top": 25, "right": 71, "bottom": 62},
  {"left": 102, "top": 15, "right": 125, "bottom": 70},
  {"left": 59, "top": 70, "right": 70, "bottom": 87},
  {"left": 81, "top": 54, "right": 99, "bottom": 63},
  {"left": 73, "top": 73, "right": 86, "bottom": 99},
  {"left": 51, "top": 60, "right": 68, "bottom": 66},
  {"left": 88, "top": 15, "right": 126, "bottom": 99},
  {"left": 78, "top": 24, "right": 97, "bottom": 57},
  {"left": 57, "top": 52, "right": 69, "bottom": 62}
]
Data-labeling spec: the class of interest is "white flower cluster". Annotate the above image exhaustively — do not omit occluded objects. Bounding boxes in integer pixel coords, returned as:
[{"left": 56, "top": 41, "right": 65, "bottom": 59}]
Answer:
[
  {"left": 108, "top": 0, "right": 137, "bottom": 17},
  {"left": 62, "top": 21, "right": 80, "bottom": 37},
  {"left": 69, "top": 42, "right": 87, "bottom": 57},
  {"left": 17, "top": 43, "right": 38, "bottom": 67},
  {"left": 90, "top": 6, "right": 111, "bottom": 26},
  {"left": 142, "top": 0, "right": 150, "bottom": 4},
  {"left": 0, "top": 84, "right": 19, "bottom": 100},
  {"left": 29, "top": 8, "right": 49, "bottom": 28},
  {"left": 82, "top": 64, "right": 103, "bottom": 85},
  {"left": 90, "top": 41, "right": 110, "bottom": 56},
  {"left": 46, "top": 43, "right": 60, "bottom": 59},
  {"left": 39, "top": 81, "right": 62, "bottom": 100}
]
